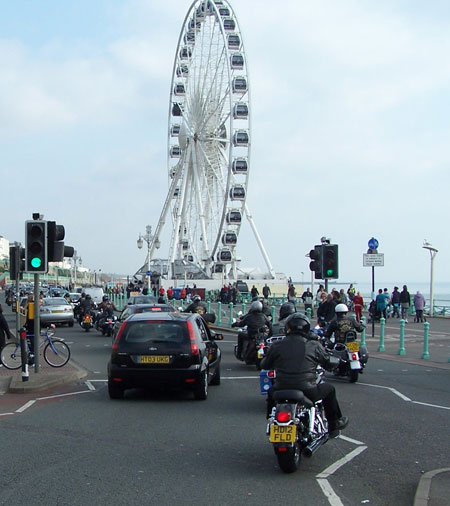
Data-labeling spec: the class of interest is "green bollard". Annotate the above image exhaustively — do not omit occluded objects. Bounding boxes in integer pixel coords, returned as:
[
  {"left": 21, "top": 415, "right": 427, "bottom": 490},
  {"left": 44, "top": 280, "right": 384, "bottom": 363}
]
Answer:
[
  {"left": 398, "top": 319, "right": 406, "bottom": 356},
  {"left": 306, "top": 307, "right": 311, "bottom": 320},
  {"left": 422, "top": 322, "right": 430, "bottom": 360},
  {"left": 229, "top": 303, "right": 234, "bottom": 328},
  {"left": 242, "top": 303, "right": 246, "bottom": 315},
  {"left": 218, "top": 302, "right": 222, "bottom": 326},
  {"left": 207, "top": 300, "right": 211, "bottom": 314},
  {"left": 378, "top": 317, "right": 386, "bottom": 352},
  {"left": 271, "top": 305, "right": 276, "bottom": 323},
  {"left": 360, "top": 316, "right": 367, "bottom": 347}
]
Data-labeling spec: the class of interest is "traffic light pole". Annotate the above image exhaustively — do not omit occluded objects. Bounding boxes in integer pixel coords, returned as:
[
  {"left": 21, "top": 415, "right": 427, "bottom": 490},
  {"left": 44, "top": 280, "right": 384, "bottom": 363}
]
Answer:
[{"left": 34, "top": 274, "right": 40, "bottom": 373}]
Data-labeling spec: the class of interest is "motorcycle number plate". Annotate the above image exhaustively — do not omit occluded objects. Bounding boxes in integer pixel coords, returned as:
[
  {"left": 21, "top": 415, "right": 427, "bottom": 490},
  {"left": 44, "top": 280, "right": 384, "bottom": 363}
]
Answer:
[
  {"left": 269, "top": 424, "right": 296, "bottom": 443},
  {"left": 347, "top": 341, "right": 359, "bottom": 352}
]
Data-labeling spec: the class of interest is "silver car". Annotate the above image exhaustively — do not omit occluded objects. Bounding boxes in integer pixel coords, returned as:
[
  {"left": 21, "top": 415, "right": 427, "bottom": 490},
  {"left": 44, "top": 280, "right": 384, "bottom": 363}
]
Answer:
[{"left": 40, "top": 297, "right": 74, "bottom": 327}]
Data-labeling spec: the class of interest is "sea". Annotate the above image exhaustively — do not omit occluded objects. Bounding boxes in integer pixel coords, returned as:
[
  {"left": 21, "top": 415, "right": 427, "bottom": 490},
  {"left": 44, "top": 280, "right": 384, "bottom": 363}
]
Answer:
[{"left": 326, "top": 281, "right": 450, "bottom": 306}]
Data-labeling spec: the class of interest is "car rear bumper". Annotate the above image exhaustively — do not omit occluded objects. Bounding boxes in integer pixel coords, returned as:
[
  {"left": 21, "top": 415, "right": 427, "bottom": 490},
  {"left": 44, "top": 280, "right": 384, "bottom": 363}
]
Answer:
[
  {"left": 107, "top": 363, "right": 206, "bottom": 390},
  {"left": 40, "top": 313, "right": 74, "bottom": 325}
]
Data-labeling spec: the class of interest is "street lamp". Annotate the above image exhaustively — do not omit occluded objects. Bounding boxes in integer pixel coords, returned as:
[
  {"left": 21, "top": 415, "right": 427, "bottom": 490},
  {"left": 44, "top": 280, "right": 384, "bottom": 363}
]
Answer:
[
  {"left": 422, "top": 240, "right": 438, "bottom": 317},
  {"left": 137, "top": 225, "right": 161, "bottom": 293}
]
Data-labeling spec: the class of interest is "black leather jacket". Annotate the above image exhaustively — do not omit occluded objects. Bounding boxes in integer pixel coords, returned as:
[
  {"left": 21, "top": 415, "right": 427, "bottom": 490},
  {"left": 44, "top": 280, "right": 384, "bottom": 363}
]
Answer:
[
  {"left": 324, "top": 316, "right": 365, "bottom": 342},
  {"left": 261, "top": 333, "right": 331, "bottom": 390},
  {"left": 233, "top": 311, "right": 272, "bottom": 337}
]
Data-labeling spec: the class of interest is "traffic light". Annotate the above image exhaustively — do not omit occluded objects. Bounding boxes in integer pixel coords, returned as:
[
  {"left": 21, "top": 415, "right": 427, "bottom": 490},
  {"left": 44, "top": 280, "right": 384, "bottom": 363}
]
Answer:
[
  {"left": 9, "top": 245, "right": 25, "bottom": 281},
  {"left": 322, "top": 244, "right": 339, "bottom": 279},
  {"left": 309, "top": 245, "right": 323, "bottom": 280},
  {"left": 47, "top": 221, "right": 74, "bottom": 262},
  {"left": 25, "top": 220, "right": 47, "bottom": 273}
]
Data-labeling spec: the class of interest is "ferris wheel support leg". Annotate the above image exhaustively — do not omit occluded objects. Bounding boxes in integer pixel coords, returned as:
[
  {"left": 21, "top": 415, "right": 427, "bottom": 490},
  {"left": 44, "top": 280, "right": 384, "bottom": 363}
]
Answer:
[
  {"left": 169, "top": 146, "right": 192, "bottom": 273},
  {"left": 244, "top": 204, "right": 276, "bottom": 279},
  {"left": 192, "top": 144, "right": 210, "bottom": 259}
]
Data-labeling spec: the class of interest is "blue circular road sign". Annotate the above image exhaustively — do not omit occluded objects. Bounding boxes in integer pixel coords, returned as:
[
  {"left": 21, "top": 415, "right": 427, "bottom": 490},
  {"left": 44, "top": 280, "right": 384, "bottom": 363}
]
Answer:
[
  {"left": 146, "top": 270, "right": 152, "bottom": 276},
  {"left": 368, "top": 237, "right": 379, "bottom": 250}
]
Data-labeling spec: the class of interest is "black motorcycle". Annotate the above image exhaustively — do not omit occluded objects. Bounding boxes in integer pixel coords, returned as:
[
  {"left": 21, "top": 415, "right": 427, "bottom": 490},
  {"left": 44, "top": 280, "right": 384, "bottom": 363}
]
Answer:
[
  {"left": 324, "top": 329, "right": 368, "bottom": 383},
  {"left": 234, "top": 326, "right": 269, "bottom": 369},
  {"left": 267, "top": 367, "right": 332, "bottom": 473}
]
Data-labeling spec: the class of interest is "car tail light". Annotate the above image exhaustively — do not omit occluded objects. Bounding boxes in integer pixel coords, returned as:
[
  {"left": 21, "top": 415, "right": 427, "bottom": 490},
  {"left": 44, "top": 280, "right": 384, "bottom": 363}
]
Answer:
[
  {"left": 112, "top": 377, "right": 123, "bottom": 383},
  {"left": 186, "top": 320, "right": 199, "bottom": 355},
  {"left": 276, "top": 411, "right": 291, "bottom": 423},
  {"left": 185, "top": 378, "right": 195, "bottom": 383},
  {"left": 112, "top": 321, "right": 128, "bottom": 350}
]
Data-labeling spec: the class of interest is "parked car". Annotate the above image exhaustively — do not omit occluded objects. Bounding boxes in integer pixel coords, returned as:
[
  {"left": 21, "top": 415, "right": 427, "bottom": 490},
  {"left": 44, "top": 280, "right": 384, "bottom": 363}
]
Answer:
[
  {"left": 112, "top": 303, "right": 176, "bottom": 340},
  {"left": 127, "top": 295, "right": 158, "bottom": 306},
  {"left": 108, "top": 312, "right": 222, "bottom": 400},
  {"left": 40, "top": 297, "right": 74, "bottom": 327}
]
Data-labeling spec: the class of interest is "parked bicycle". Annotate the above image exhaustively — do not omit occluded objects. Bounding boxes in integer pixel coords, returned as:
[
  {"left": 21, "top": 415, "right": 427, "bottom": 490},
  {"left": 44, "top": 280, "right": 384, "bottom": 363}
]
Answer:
[{"left": 0, "top": 326, "right": 71, "bottom": 369}]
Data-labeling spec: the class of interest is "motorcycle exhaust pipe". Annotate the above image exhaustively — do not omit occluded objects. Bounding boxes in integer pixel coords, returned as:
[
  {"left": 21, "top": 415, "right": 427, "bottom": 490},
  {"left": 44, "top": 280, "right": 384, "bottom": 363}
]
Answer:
[{"left": 303, "top": 433, "right": 329, "bottom": 457}]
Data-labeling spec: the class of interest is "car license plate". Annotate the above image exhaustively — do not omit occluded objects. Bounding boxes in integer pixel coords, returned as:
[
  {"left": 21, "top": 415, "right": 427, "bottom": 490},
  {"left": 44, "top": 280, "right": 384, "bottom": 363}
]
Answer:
[
  {"left": 269, "top": 424, "right": 296, "bottom": 443},
  {"left": 347, "top": 341, "right": 359, "bottom": 352},
  {"left": 53, "top": 310, "right": 64, "bottom": 313},
  {"left": 138, "top": 355, "right": 170, "bottom": 364}
]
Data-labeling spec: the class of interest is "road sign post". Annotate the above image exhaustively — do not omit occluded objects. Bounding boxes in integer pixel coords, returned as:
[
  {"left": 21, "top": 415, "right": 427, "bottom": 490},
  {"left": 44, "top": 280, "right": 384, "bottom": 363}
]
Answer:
[{"left": 364, "top": 238, "right": 384, "bottom": 338}]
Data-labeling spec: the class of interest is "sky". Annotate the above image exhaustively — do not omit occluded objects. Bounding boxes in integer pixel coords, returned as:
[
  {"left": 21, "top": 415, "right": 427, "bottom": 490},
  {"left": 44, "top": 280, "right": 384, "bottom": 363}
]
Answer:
[{"left": 0, "top": 0, "right": 449, "bottom": 285}]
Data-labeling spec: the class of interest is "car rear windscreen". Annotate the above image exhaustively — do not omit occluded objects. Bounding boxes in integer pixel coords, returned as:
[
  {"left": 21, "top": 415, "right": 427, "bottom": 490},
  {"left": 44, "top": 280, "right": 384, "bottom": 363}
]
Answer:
[{"left": 121, "top": 321, "right": 189, "bottom": 345}]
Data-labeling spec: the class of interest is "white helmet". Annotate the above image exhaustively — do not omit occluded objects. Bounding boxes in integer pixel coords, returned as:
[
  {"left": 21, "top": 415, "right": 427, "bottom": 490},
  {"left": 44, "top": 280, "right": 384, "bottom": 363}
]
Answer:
[{"left": 335, "top": 304, "right": 349, "bottom": 313}]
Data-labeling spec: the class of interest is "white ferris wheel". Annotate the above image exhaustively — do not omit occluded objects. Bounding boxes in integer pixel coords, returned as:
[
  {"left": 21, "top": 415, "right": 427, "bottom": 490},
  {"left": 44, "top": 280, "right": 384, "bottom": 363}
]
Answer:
[{"left": 151, "top": 0, "right": 275, "bottom": 280}]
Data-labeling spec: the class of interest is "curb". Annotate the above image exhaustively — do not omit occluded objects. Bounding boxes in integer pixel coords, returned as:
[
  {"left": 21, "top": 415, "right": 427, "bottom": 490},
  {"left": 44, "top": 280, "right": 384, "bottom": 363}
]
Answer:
[
  {"left": 413, "top": 468, "right": 450, "bottom": 506},
  {"left": 7, "top": 361, "right": 89, "bottom": 394}
]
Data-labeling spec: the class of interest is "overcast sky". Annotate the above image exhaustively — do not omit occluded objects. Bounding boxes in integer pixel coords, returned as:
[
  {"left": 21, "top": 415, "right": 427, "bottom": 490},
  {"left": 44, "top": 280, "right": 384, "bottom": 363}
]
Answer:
[{"left": 1, "top": 0, "right": 449, "bottom": 285}]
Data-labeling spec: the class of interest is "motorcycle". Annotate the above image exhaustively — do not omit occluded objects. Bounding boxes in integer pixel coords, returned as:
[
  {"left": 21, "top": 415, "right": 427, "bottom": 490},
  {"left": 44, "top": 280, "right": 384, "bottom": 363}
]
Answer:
[
  {"left": 81, "top": 313, "right": 94, "bottom": 332},
  {"left": 98, "top": 314, "right": 117, "bottom": 337},
  {"left": 266, "top": 368, "right": 331, "bottom": 473},
  {"left": 324, "top": 329, "right": 368, "bottom": 383},
  {"left": 234, "top": 325, "right": 269, "bottom": 369}
]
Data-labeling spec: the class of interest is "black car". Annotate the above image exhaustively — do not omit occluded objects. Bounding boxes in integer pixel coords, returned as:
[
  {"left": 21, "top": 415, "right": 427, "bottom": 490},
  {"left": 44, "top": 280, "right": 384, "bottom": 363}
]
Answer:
[
  {"left": 112, "top": 303, "right": 176, "bottom": 340},
  {"left": 108, "top": 312, "right": 222, "bottom": 400},
  {"left": 127, "top": 295, "right": 158, "bottom": 306}
]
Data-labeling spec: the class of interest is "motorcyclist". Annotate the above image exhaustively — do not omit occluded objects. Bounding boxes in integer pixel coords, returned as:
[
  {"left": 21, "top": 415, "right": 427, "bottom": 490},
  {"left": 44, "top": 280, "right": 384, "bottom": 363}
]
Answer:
[
  {"left": 184, "top": 295, "right": 208, "bottom": 315},
  {"left": 251, "top": 296, "right": 272, "bottom": 319},
  {"left": 324, "top": 304, "right": 365, "bottom": 344},
  {"left": 261, "top": 312, "right": 349, "bottom": 437},
  {"left": 96, "top": 296, "right": 118, "bottom": 328},
  {"left": 273, "top": 301, "right": 296, "bottom": 335},
  {"left": 232, "top": 300, "right": 273, "bottom": 360},
  {"left": 78, "top": 294, "right": 96, "bottom": 323}
]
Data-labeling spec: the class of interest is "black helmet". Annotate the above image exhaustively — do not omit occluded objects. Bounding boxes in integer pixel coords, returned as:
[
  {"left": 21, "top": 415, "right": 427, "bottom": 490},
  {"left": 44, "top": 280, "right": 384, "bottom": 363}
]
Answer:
[
  {"left": 86, "top": 294, "right": 91, "bottom": 300},
  {"left": 284, "top": 312, "right": 310, "bottom": 336},
  {"left": 192, "top": 295, "right": 201, "bottom": 303},
  {"left": 279, "top": 302, "right": 295, "bottom": 321},
  {"left": 250, "top": 300, "right": 263, "bottom": 313},
  {"left": 103, "top": 295, "right": 109, "bottom": 302}
]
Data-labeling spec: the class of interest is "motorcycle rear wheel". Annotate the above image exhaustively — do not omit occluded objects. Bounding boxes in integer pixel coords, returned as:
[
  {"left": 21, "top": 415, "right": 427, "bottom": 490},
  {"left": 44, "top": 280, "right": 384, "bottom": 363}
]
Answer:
[
  {"left": 349, "top": 370, "right": 359, "bottom": 383},
  {"left": 275, "top": 442, "right": 301, "bottom": 473}
]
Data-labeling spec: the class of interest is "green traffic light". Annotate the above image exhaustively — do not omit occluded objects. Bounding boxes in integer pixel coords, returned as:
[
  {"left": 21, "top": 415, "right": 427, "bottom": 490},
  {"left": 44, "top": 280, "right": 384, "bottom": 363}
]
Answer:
[
  {"left": 31, "top": 257, "right": 42, "bottom": 268},
  {"left": 326, "top": 269, "right": 334, "bottom": 276}
]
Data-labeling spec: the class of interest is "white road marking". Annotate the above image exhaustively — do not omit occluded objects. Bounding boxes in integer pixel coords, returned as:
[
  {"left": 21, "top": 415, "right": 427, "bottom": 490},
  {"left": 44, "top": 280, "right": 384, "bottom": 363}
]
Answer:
[
  {"left": 316, "top": 446, "right": 368, "bottom": 479},
  {"left": 16, "top": 400, "right": 36, "bottom": 413},
  {"left": 222, "top": 376, "right": 259, "bottom": 380},
  {"left": 0, "top": 412, "right": 14, "bottom": 417},
  {"left": 85, "top": 381, "right": 96, "bottom": 391},
  {"left": 37, "top": 390, "right": 92, "bottom": 401},
  {"left": 358, "top": 382, "right": 411, "bottom": 401},
  {"left": 316, "top": 479, "right": 345, "bottom": 506},
  {"left": 339, "top": 435, "right": 365, "bottom": 446},
  {"left": 412, "top": 401, "right": 450, "bottom": 411}
]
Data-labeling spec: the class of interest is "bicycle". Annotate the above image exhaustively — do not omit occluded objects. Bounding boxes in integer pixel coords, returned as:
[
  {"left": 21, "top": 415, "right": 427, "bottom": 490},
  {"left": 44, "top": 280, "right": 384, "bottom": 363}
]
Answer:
[{"left": 0, "top": 326, "right": 71, "bottom": 369}]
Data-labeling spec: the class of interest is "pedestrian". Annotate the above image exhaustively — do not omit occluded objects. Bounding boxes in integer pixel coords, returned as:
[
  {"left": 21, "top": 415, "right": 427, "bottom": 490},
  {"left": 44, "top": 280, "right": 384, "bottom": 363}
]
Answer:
[
  {"left": 287, "top": 284, "right": 296, "bottom": 305},
  {"left": 301, "top": 287, "right": 314, "bottom": 316},
  {"left": 400, "top": 285, "right": 411, "bottom": 322},
  {"left": 180, "top": 287, "right": 186, "bottom": 300},
  {"left": 167, "top": 287, "right": 173, "bottom": 300},
  {"left": 262, "top": 283, "right": 271, "bottom": 300},
  {"left": 383, "top": 288, "right": 391, "bottom": 317},
  {"left": 339, "top": 289, "right": 348, "bottom": 305},
  {"left": 0, "top": 303, "right": 14, "bottom": 351},
  {"left": 353, "top": 291, "right": 364, "bottom": 322},
  {"left": 391, "top": 287, "right": 401, "bottom": 318},
  {"left": 347, "top": 284, "right": 356, "bottom": 302},
  {"left": 250, "top": 285, "right": 259, "bottom": 299},
  {"left": 317, "top": 293, "right": 336, "bottom": 323},
  {"left": 375, "top": 289, "right": 388, "bottom": 319},
  {"left": 413, "top": 291, "right": 426, "bottom": 322}
]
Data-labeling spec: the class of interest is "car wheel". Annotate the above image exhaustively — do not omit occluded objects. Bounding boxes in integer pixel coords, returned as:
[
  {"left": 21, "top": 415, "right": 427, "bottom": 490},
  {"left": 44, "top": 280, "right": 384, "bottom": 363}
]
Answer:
[
  {"left": 193, "top": 371, "right": 208, "bottom": 400},
  {"left": 108, "top": 381, "right": 124, "bottom": 399},
  {"left": 210, "top": 364, "right": 221, "bottom": 386},
  {"left": 68, "top": 320, "right": 74, "bottom": 327}
]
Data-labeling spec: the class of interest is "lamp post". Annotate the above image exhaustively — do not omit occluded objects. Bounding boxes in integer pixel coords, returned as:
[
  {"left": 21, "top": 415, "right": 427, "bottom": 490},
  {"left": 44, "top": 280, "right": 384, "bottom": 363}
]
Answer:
[
  {"left": 422, "top": 240, "right": 438, "bottom": 317},
  {"left": 137, "top": 225, "right": 161, "bottom": 293}
]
